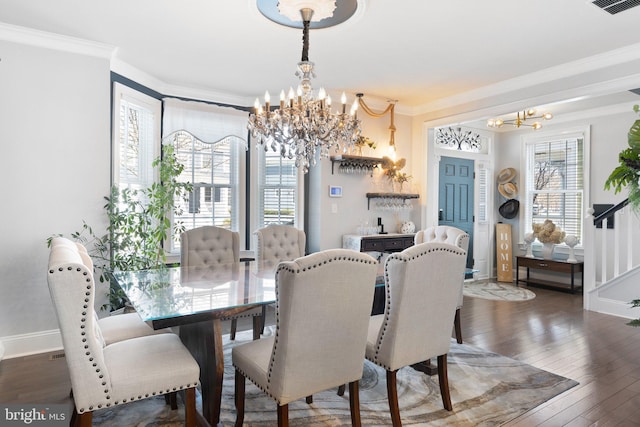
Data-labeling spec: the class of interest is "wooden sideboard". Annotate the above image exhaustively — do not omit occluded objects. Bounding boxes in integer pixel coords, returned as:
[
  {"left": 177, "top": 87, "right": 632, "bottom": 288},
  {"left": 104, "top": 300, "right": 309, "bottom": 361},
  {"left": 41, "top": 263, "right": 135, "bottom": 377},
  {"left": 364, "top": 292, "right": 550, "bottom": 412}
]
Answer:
[
  {"left": 342, "top": 233, "right": 415, "bottom": 253},
  {"left": 516, "top": 256, "right": 584, "bottom": 293}
]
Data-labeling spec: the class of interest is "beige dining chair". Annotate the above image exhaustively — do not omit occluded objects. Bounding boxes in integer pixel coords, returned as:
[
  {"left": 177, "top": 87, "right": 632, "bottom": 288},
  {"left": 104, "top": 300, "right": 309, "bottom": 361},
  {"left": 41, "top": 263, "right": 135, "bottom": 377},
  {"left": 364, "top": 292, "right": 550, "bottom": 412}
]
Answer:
[
  {"left": 181, "top": 226, "right": 263, "bottom": 340},
  {"left": 50, "top": 237, "right": 167, "bottom": 345},
  {"left": 47, "top": 238, "right": 200, "bottom": 427},
  {"left": 366, "top": 242, "right": 466, "bottom": 426},
  {"left": 232, "top": 249, "right": 378, "bottom": 427},
  {"left": 414, "top": 226, "right": 469, "bottom": 343},
  {"left": 253, "top": 224, "right": 306, "bottom": 332}
]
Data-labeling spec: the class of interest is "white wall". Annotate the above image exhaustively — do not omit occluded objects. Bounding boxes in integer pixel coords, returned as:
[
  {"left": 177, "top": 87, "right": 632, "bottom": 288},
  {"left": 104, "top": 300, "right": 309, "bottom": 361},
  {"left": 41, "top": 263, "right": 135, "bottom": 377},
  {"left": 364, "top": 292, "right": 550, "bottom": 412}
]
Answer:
[
  {"left": 308, "top": 111, "right": 417, "bottom": 252},
  {"left": 0, "top": 40, "right": 111, "bottom": 356},
  {"left": 493, "top": 106, "right": 639, "bottom": 287}
]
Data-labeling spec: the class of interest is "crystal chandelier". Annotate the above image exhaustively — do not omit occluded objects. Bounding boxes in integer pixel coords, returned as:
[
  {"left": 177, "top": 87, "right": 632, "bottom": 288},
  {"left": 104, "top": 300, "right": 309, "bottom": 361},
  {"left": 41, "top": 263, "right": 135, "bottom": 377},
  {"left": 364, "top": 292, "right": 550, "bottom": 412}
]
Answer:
[
  {"left": 247, "top": 4, "right": 361, "bottom": 173},
  {"left": 487, "top": 109, "right": 553, "bottom": 130},
  {"left": 436, "top": 127, "right": 481, "bottom": 151}
]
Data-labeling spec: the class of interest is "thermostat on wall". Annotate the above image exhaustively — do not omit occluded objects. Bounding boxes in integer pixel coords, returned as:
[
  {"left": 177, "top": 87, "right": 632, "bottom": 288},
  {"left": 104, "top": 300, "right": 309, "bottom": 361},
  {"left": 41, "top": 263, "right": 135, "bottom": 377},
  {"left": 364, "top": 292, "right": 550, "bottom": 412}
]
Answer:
[{"left": 329, "top": 186, "right": 342, "bottom": 197}]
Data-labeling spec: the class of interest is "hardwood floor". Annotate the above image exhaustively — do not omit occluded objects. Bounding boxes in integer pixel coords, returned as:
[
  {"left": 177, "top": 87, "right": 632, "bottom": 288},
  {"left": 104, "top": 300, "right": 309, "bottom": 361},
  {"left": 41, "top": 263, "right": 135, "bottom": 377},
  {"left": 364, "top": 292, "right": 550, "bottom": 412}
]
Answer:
[{"left": 2, "top": 285, "right": 640, "bottom": 426}]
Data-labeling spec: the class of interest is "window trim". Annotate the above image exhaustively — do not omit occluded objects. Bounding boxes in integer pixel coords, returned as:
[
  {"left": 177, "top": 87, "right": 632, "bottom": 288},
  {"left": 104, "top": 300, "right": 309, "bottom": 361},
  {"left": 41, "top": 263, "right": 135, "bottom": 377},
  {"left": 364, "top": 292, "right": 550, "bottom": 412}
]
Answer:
[
  {"left": 249, "top": 146, "right": 304, "bottom": 251},
  {"left": 519, "top": 126, "right": 591, "bottom": 249},
  {"left": 111, "top": 82, "right": 161, "bottom": 188}
]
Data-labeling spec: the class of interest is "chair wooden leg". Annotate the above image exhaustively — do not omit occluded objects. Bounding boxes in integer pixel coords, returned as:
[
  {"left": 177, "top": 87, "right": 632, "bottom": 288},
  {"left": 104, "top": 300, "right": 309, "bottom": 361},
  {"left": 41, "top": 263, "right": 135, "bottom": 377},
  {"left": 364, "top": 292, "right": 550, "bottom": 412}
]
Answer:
[
  {"left": 454, "top": 308, "right": 463, "bottom": 344},
  {"left": 306, "top": 395, "right": 313, "bottom": 404},
  {"left": 348, "top": 380, "right": 362, "bottom": 427},
  {"left": 234, "top": 370, "right": 246, "bottom": 427},
  {"left": 230, "top": 318, "right": 238, "bottom": 340},
  {"left": 437, "top": 354, "right": 453, "bottom": 411},
  {"left": 337, "top": 384, "right": 346, "bottom": 396},
  {"left": 73, "top": 411, "right": 92, "bottom": 427},
  {"left": 253, "top": 315, "right": 263, "bottom": 340},
  {"left": 185, "top": 387, "right": 197, "bottom": 427},
  {"left": 165, "top": 391, "right": 178, "bottom": 409},
  {"left": 277, "top": 404, "right": 289, "bottom": 427},
  {"left": 386, "top": 370, "right": 402, "bottom": 427}
]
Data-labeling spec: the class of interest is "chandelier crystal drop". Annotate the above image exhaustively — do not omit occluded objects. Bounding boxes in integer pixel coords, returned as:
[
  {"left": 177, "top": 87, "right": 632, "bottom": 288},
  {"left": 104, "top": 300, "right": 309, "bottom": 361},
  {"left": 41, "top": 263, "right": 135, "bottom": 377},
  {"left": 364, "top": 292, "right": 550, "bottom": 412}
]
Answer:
[{"left": 247, "top": 7, "right": 361, "bottom": 173}]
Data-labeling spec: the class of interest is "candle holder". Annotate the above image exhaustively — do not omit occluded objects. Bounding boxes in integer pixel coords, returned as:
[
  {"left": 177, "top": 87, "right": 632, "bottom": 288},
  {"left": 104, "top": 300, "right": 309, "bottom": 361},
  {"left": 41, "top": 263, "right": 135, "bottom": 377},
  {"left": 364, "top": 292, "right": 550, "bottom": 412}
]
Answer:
[
  {"left": 564, "top": 235, "right": 579, "bottom": 263},
  {"left": 524, "top": 232, "right": 535, "bottom": 258}
]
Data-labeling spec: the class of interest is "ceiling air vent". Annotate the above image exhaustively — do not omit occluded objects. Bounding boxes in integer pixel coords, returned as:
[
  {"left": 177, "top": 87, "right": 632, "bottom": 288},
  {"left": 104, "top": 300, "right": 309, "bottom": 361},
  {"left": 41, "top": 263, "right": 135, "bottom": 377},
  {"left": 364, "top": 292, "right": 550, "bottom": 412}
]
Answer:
[{"left": 592, "top": 0, "right": 640, "bottom": 14}]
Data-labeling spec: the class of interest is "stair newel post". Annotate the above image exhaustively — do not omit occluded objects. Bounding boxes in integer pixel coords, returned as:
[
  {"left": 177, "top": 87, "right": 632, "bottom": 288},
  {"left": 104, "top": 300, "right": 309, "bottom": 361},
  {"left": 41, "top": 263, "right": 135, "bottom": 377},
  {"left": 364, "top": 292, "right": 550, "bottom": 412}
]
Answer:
[{"left": 583, "top": 207, "right": 596, "bottom": 309}]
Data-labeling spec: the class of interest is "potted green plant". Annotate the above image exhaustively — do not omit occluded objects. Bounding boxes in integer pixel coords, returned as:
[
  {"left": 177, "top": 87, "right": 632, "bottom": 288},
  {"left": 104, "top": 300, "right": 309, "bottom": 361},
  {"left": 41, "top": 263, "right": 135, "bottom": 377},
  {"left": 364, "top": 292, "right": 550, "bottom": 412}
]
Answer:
[
  {"left": 48, "top": 145, "right": 192, "bottom": 311},
  {"left": 604, "top": 105, "right": 640, "bottom": 213},
  {"left": 604, "top": 105, "right": 640, "bottom": 326}
]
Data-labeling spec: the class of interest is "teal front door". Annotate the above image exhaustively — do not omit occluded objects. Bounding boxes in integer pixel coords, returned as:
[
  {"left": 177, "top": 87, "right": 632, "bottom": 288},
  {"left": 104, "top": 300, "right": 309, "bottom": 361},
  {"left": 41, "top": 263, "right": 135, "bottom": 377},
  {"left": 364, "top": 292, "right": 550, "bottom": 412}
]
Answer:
[{"left": 438, "top": 156, "right": 474, "bottom": 269}]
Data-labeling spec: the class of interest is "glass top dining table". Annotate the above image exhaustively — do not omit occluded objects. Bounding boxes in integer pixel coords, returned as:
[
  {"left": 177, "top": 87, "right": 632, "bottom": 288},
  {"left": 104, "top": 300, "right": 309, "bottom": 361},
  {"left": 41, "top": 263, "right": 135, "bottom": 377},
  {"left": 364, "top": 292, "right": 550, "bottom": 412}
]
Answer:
[
  {"left": 112, "top": 263, "right": 277, "bottom": 329},
  {"left": 112, "top": 262, "right": 276, "bottom": 427}
]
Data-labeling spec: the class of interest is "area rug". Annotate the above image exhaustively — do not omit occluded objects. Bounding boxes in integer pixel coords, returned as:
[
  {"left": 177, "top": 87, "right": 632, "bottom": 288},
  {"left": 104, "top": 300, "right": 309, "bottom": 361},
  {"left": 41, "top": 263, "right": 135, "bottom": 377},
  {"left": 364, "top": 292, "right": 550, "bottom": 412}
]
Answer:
[
  {"left": 92, "top": 327, "right": 576, "bottom": 426},
  {"left": 464, "top": 281, "right": 536, "bottom": 302}
]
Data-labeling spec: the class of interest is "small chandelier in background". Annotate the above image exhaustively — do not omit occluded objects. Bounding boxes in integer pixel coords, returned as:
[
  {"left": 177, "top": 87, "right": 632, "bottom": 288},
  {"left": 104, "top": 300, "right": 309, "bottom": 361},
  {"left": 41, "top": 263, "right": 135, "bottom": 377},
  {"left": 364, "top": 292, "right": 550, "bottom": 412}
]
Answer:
[
  {"left": 487, "top": 109, "right": 553, "bottom": 130},
  {"left": 436, "top": 127, "right": 481, "bottom": 151},
  {"left": 247, "top": 2, "right": 361, "bottom": 173}
]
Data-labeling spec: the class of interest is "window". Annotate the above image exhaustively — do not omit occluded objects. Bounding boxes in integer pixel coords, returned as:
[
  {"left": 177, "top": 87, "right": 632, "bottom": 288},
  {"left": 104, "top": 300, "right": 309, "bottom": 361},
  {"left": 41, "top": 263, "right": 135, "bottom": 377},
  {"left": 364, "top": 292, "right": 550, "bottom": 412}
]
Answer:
[
  {"left": 257, "top": 150, "right": 299, "bottom": 227},
  {"left": 162, "top": 98, "right": 248, "bottom": 253},
  {"left": 112, "top": 82, "right": 161, "bottom": 189},
  {"left": 523, "top": 132, "right": 585, "bottom": 243},
  {"left": 170, "top": 131, "right": 242, "bottom": 230}
]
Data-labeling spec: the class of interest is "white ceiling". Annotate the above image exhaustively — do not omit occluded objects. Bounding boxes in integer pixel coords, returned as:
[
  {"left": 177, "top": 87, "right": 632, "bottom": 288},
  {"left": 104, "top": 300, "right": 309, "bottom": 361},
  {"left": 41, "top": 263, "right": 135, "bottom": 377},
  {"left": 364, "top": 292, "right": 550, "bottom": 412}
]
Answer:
[{"left": 2, "top": 0, "right": 640, "bottom": 123}]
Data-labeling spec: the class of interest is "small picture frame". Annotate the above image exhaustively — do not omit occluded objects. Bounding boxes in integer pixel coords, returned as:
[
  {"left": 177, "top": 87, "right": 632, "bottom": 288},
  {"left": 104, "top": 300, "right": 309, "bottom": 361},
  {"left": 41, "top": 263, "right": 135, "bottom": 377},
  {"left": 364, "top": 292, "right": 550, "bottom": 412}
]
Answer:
[{"left": 329, "top": 185, "right": 342, "bottom": 198}]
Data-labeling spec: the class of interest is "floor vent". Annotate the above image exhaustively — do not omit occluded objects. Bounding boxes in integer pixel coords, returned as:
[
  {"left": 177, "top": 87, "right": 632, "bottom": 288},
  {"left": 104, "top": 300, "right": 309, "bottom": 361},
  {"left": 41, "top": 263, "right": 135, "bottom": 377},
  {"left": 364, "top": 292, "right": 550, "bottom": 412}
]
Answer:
[
  {"left": 592, "top": 0, "right": 640, "bottom": 14},
  {"left": 49, "top": 352, "right": 65, "bottom": 361}
]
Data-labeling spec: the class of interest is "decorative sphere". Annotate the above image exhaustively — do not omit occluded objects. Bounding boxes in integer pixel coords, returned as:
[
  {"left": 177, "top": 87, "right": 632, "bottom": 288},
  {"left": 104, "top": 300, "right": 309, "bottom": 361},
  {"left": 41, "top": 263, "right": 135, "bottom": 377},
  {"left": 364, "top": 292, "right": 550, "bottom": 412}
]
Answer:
[
  {"left": 564, "top": 235, "right": 579, "bottom": 248},
  {"left": 524, "top": 232, "right": 536, "bottom": 244},
  {"left": 399, "top": 221, "right": 416, "bottom": 234}
]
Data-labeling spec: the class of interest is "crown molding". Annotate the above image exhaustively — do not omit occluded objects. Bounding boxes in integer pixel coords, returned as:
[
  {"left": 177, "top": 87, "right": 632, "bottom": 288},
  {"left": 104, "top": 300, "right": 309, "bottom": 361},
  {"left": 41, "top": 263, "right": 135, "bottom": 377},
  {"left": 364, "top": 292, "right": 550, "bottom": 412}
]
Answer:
[
  {"left": 0, "top": 22, "right": 114, "bottom": 59},
  {"left": 420, "top": 71, "right": 640, "bottom": 130},
  {"left": 413, "top": 42, "right": 640, "bottom": 117}
]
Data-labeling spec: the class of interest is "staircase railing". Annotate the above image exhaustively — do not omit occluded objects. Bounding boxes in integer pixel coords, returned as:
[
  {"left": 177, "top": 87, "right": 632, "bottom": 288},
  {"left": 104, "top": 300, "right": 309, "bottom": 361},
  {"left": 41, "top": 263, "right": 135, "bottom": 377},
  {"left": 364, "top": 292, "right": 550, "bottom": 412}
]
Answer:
[{"left": 583, "top": 198, "right": 640, "bottom": 311}]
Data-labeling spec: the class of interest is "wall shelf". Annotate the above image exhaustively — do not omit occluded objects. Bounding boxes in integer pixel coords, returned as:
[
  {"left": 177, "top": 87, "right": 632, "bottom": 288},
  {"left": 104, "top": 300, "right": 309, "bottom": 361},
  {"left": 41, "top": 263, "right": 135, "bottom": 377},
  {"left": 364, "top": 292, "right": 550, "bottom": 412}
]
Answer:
[
  {"left": 366, "top": 192, "right": 419, "bottom": 210},
  {"left": 330, "top": 154, "right": 383, "bottom": 175}
]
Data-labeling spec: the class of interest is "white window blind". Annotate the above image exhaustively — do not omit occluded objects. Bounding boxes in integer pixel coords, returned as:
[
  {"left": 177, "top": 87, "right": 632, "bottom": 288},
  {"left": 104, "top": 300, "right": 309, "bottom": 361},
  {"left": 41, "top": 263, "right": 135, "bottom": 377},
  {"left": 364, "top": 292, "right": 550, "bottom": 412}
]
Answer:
[
  {"left": 477, "top": 166, "right": 488, "bottom": 223},
  {"left": 162, "top": 98, "right": 248, "bottom": 252},
  {"left": 524, "top": 136, "right": 584, "bottom": 242},
  {"left": 112, "top": 83, "right": 160, "bottom": 190},
  {"left": 257, "top": 149, "right": 298, "bottom": 227}
]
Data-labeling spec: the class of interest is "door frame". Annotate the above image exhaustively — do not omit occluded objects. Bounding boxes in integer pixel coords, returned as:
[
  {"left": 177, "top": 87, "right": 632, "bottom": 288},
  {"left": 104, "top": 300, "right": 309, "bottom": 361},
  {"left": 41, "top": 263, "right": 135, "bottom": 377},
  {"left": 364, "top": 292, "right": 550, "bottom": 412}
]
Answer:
[{"left": 422, "top": 124, "right": 496, "bottom": 280}]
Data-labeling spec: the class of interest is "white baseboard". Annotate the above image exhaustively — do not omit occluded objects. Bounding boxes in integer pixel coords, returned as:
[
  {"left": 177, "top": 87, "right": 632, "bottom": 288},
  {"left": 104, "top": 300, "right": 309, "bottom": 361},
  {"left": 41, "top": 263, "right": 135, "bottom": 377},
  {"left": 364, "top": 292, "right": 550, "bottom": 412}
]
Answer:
[
  {"left": 0, "top": 329, "right": 62, "bottom": 359},
  {"left": 589, "top": 296, "right": 640, "bottom": 320}
]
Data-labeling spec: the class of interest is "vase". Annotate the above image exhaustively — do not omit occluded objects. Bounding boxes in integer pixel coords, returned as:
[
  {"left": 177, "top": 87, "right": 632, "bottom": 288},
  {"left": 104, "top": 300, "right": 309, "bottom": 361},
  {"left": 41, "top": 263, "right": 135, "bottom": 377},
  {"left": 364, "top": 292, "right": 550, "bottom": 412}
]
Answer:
[{"left": 540, "top": 242, "right": 556, "bottom": 260}]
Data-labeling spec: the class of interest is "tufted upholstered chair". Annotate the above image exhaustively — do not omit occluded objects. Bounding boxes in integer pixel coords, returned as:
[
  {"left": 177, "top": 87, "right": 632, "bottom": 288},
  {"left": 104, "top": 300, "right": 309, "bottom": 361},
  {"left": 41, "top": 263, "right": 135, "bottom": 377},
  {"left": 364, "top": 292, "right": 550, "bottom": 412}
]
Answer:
[
  {"left": 181, "top": 226, "right": 262, "bottom": 340},
  {"left": 366, "top": 242, "right": 466, "bottom": 425},
  {"left": 233, "top": 249, "right": 378, "bottom": 427},
  {"left": 414, "top": 226, "right": 469, "bottom": 344},
  {"left": 253, "top": 224, "right": 306, "bottom": 332},
  {"left": 47, "top": 238, "right": 200, "bottom": 427},
  {"left": 50, "top": 237, "right": 168, "bottom": 346},
  {"left": 253, "top": 224, "right": 306, "bottom": 268}
]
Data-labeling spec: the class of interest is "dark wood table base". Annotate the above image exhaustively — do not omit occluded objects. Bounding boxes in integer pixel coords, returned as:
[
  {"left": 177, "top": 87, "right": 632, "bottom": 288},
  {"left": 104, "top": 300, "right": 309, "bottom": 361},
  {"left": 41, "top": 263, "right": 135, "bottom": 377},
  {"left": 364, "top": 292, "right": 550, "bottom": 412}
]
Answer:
[{"left": 411, "top": 359, "right": 438, "bottom": 376}]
